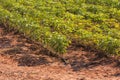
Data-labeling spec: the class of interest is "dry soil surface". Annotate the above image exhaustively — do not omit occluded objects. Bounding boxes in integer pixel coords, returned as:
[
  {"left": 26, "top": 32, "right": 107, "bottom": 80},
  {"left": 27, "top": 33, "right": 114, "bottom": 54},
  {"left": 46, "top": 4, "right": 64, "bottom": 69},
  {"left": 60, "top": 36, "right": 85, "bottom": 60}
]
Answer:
[{"left": 0, "top": 26, "right": 120, "bottom": 80}]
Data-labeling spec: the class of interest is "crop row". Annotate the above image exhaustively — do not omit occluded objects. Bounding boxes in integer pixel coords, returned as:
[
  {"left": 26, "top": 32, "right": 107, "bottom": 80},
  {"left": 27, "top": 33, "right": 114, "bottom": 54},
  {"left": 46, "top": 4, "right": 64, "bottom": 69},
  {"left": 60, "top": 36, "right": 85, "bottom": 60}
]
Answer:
[
  {"left": 0, "top": 0, "right": 120, "bottom": 55},
  {"left": 0, "top": 5, "right": 70, "bottom": 54},
  {"left": 1, "top": 0, "right": 120, "bottom": 39}
]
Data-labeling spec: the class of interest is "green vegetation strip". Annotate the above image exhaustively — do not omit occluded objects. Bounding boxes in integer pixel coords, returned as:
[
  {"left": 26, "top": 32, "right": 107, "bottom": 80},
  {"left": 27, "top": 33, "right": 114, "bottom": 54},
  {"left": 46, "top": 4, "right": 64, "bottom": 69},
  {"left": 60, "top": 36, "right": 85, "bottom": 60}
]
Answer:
[
  {"left": 0, "top": 6, "right": 69, "bottom": 54},
  {"left": 0, "top": 0, "right": 120, "bottom": 55}
]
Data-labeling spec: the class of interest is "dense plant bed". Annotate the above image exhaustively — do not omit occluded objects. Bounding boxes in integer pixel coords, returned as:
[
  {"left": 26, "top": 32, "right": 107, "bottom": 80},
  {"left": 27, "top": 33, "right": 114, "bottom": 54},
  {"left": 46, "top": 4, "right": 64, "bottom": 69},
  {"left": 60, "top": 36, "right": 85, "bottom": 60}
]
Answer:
[{"left": 0, "top": 0, "right": 120, "bottom": 55}]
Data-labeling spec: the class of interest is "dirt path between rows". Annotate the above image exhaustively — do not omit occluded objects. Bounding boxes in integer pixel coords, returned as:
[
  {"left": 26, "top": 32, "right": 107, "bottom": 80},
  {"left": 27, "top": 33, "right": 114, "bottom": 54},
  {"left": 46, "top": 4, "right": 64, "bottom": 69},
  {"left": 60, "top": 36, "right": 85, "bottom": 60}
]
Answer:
[{"left": 0, "top": 26, "right": 120, "bottom": 80}]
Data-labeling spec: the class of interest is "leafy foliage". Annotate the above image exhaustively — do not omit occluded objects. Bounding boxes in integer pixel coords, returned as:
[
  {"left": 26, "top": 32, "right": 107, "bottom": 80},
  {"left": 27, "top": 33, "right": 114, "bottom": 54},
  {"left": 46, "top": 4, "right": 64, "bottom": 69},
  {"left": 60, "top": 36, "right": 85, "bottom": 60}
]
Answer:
[{"left": 0, "top": 0, "right": 120, "bottom": 55}]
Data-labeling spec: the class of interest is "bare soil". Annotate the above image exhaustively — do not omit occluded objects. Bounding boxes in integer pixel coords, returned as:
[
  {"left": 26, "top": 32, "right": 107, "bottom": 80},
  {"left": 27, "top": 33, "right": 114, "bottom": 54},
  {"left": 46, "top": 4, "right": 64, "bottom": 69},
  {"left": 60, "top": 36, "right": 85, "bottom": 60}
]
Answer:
[{"left": 0, "top": 25, "right": 120, "bottom": 80}]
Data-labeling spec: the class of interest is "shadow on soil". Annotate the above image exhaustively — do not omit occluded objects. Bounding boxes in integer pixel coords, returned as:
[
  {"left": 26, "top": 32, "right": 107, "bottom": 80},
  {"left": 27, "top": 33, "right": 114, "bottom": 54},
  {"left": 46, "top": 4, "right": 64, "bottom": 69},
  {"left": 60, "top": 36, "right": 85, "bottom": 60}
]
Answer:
[
  {"left": 0, "top": 27, "right": 51, "bottom": 66},
  {"left": 67, "top": 46, "right": 120, "bottom": 72},
  {"left": 0, "top": 26, "right": 120, "bottom": 77},
  {"left": 18, "top": 54, "right": 49, "bottom": 66},
  {"left": 1, "top": 35, "right": 120, "bottom": 70},
  {"left": 3, "top": 47, "right": 51, "bottom": 66},
  {"left": 69, "top": 54, "right": 113, "bottom": 71},
  {"left": 113, "top": 73, "right": 120, "bottom": 77},
  {"left": 0, "top": 37, "right": 12, "bottom": 48}
]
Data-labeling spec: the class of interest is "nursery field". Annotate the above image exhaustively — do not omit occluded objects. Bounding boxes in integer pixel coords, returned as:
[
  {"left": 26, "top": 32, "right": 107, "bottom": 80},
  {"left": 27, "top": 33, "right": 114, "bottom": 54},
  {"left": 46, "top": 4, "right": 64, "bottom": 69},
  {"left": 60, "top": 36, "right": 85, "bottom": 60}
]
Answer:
[
  {"left": 1, "top": 0, "right": 120, "bottom": 80},
  {"left": 0, "top": 0, "right": 120, "bottom": 55},
  {"left": 0, "top": 25, "right": 120, "bottom": 80}
]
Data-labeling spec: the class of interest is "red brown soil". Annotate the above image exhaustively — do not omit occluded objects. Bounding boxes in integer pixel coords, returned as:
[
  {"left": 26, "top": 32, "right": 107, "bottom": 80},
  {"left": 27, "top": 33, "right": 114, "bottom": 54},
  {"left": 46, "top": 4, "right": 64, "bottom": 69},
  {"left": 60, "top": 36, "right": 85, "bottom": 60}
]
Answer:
[{"left": 0, "top": 26, "right": 120, "bottom": 80}]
